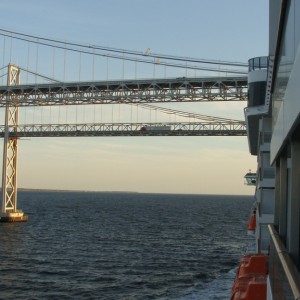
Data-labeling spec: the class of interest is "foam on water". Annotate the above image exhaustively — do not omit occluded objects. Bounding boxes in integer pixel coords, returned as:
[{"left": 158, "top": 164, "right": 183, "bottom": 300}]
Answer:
[{"left": 155, "top": 268, "right": 235, "bottom": 300}]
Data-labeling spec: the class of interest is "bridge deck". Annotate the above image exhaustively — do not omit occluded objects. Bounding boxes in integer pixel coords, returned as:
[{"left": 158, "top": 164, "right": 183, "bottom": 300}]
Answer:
[
  {"left": 0, "top": 76, "right": 248, "bottom": 106},
  {"left": 0, "top": 122, "right": 247, "bottom": 138}
]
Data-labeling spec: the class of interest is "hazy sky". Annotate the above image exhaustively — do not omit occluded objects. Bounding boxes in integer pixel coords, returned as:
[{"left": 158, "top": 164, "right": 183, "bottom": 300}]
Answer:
[{"left": 0, "top": 0, "right": 269, "bottom": 195}]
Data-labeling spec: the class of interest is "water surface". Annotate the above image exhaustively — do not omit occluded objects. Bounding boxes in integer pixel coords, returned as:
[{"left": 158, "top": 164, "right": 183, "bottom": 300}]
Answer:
[{"left": 0, "top": 192, "right": 253, "bottom": 300}]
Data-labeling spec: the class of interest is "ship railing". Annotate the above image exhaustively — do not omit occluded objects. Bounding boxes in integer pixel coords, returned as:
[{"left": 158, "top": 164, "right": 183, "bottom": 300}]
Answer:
[
  {"left": 248, "top": 56, "right": 269, "bottom": 72},
  {"left": 268, "top": 224, "right": 300, "bottom": 300}
]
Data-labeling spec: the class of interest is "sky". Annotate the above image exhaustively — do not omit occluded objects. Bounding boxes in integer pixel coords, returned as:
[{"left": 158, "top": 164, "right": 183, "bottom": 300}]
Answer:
[{"left": 0, "top": 0, "right": 269, "bottom": 195}]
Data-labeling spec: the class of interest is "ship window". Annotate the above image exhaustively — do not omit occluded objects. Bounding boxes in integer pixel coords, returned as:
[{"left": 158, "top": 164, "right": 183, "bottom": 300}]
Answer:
[{"left": 248, "top": 56, "right": 269, "bottom": 72}]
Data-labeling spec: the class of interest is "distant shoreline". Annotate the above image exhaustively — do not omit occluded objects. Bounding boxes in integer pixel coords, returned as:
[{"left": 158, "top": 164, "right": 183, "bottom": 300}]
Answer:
[
  {"left": 16, "top": 188, "right": 138, "bottom": 194},
  {"left": 12, "top": 188, "right": 251, "bottom": 197}
]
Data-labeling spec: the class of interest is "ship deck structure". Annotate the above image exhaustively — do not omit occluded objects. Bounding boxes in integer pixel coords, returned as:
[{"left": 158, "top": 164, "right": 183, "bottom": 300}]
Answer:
[{"left": 233, "top": 1, "right": 300, "bottom": 299}]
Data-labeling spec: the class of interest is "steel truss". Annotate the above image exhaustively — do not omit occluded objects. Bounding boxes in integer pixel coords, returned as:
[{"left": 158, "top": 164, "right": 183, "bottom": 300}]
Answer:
[
  {"left": 1, "top": 65, "right": 20, "bottom": 215},
  {"left": 0, "top": 76, "right": 247, "bottom": 106},
  {"left": 0, "top": 122, "right": 246, "bottom": 137},
  {"left": 0, "top": 72, "right": 247, "bottom": 219}
]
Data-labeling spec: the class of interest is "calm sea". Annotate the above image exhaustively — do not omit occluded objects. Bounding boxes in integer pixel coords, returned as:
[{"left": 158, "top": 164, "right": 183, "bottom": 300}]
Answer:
[{"left": 0, "top": 192, "right": 254, "bottom": 300}]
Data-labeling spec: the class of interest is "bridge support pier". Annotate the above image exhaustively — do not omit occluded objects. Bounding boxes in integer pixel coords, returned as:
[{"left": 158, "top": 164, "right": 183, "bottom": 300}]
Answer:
[{"left": 0, "top": 64, "right": 28, "bottom": 222}]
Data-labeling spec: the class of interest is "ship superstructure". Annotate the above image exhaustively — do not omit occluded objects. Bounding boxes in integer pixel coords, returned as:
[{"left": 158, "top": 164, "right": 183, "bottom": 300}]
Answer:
[{"left": 233, "top": 1, "right": 300, "bottom": 299}]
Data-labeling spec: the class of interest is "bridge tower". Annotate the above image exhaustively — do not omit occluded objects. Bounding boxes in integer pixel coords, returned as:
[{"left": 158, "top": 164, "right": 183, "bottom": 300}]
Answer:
[{"left": 0, "top": 64, "right": 28, "bottom": 222}]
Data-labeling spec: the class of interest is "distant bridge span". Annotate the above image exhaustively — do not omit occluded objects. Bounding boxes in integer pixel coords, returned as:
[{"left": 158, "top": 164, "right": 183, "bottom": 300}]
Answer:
[{"left": 0, "top": 122, "right": 247, "bottom": 138}]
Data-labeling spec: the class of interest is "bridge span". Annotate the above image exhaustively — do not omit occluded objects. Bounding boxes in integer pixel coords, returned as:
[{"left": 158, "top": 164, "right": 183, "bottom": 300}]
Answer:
[
  {"left": 0, "top": 121, "right": 246, "bottom": 138},
  {"left": 0, "top": 76, "right": 247, "bottom": 106}
]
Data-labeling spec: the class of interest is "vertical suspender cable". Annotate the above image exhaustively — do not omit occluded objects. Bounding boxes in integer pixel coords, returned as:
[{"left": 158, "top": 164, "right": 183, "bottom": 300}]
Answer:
[
  {"left": 26, "top": 43, "right": 30, "bottom": 83},
  {"left": 41, "top": 103, "right": 43, "bottom": 124},
  {"left": 65, "top": 46, "right": 67, "bottom": 124},
  {"left": 9, "top": 34, "right": 12, "bottom": 63},
  {"left": 106, "top": 56, "right": 108, "bottom": 80},
  {"left": 78, "top": 51, "right": 81, "bottom": 81},
  {"left": 24, "top": 42, "right": 30, "bottom": 125},
  {"left": 93, "top": 46, "right": 96, "bottom": 123},
  {"left": 122, "top": 51, "right": 124, "bottom": 80},
  {"left": 32, "top": 38, "right": 39, "bottom": 125},
  {"left": 121, "top": 50, "right": 124, "bottom": 122},
  {"left": 58, "top": 43, "right": 61, "bottom": 124},
  {"left": 185, "top": 62, "right": 187, "bottom": 77},
  {"left": 2, "top": 35, "right": 5, "bottom": 85},
  {"left": 76, "top": 103, "right": 78, "bottom": 125},
  {"left": 92, "top": 45, "right": 95, "bottom": 80},
  {"left": 52, "top": 47, "right": 55, "bottom": 78},
  {"left": 50, "top": 47, "right": 56, "bottom": 124},
  {"left": 35, "top": 38, "right": 39, "bottom": 84},
  {"left": 64, "top": 43, "right": 68, "bottom": 124},
  {"left": 58, "top": 103, "right": 61, "bottom": 124},
  {"left": 63, "top": 41, "right": 66, "bottom": 81},
  {"left": 66, "top": 102, "right": 68, "bottom": 124},
  {"left": 77, "top": 51, "right": 81, "bottom": 125}
]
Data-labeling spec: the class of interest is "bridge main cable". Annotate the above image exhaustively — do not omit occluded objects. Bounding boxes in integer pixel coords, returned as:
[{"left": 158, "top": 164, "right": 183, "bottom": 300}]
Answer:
[{"left": 0, "top": 76, "right": 247, "bottom": 106}]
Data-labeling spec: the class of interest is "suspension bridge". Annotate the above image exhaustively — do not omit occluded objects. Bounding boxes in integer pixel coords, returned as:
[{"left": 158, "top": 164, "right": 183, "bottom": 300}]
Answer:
[{"left": 0, "top": 29, "right": 249, "bottom": 222}]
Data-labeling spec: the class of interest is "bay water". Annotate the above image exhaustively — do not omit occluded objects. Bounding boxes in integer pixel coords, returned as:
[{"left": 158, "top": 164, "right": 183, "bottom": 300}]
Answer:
[{"left": 0, "top": 192, "right": 253, "bottom": 300}]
